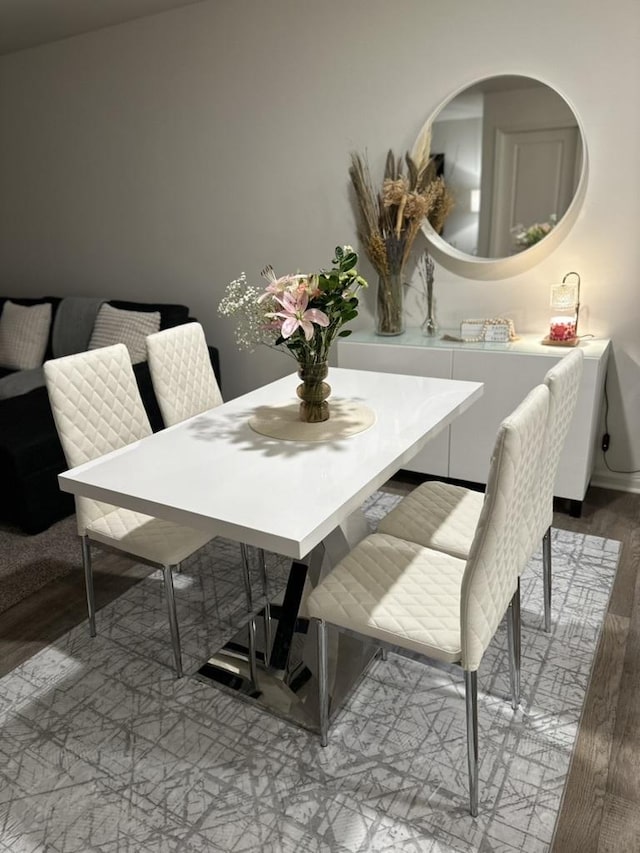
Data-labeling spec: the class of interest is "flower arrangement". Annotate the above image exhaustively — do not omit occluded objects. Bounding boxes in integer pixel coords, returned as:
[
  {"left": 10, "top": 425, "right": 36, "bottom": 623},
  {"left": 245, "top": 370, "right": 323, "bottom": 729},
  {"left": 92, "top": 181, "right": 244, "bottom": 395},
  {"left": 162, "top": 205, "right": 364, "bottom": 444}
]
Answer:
[
  {"left": 511, "top": 213, "right": 557, "bottom": 250},
  {"left": 348, "top": 131, "right": 454, "bottom": 335},
  {"left": 218, "top": 245, "right": 368, "bottom": 367}
]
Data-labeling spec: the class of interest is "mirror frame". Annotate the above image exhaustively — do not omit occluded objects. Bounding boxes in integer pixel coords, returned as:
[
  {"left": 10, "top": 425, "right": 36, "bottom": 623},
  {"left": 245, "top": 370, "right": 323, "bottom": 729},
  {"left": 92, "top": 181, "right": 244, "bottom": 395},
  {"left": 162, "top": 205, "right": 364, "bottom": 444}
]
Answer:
[{"left": 417, "top": 74, "right": 589, "bottom": 280}]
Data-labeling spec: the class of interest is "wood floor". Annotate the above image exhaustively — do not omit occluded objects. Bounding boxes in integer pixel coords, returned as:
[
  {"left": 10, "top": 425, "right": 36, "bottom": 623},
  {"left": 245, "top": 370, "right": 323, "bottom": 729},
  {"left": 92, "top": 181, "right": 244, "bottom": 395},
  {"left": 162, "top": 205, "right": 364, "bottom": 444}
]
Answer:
[
  {"left": 548, "top": 486, "right": 640, "bottom": 853},
  {"left": 0, "top": 483, "right": 638, "bottom": 851}
]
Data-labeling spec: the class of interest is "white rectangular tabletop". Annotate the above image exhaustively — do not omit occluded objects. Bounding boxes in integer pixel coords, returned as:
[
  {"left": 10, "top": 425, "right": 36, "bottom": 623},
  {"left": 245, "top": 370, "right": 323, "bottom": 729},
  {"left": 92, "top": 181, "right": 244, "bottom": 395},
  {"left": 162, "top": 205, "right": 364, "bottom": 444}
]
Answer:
[{"left": 59, "top": 367, "right": 483, "bottom": 559}]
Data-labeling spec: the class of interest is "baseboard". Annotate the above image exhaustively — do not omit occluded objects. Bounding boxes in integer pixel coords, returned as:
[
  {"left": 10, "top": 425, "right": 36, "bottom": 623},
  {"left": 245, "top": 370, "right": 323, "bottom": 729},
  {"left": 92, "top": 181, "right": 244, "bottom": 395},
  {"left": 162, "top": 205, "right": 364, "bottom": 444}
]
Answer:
[{"left": 590, "top": 468, "right": 640, "bottom": 494}]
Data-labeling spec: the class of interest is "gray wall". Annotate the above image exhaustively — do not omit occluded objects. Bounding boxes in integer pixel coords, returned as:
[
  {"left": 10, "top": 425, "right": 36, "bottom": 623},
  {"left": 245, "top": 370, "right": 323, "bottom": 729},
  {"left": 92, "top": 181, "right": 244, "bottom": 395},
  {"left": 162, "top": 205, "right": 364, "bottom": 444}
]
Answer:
[{"left": 1, "top": 0, "right": 639, "bottom": 492}]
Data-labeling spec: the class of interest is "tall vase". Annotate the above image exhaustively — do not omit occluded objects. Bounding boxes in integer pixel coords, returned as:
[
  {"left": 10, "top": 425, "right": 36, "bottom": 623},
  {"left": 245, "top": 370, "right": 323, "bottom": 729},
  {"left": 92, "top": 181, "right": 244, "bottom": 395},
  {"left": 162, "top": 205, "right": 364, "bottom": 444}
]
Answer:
[
  {"left": 420, "top": 251, "right": 437, "bottom": 337},
  {"left": 296, "top": 361, "right": 331, "bottom": 423},
  {"left": 375, "top": 269, "right": 405, "bottom": 336},
  {"left": 421, "top": 275, "right": 438, "bottom": 336}
]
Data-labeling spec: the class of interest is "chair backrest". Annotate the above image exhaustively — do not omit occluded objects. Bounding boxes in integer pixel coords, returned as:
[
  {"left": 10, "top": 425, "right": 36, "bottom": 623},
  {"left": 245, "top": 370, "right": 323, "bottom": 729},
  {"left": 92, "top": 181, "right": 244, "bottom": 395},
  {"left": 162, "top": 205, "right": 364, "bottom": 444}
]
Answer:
[
  {"left": 538, "top": 349, "right": 584, "bottom": 532},
  {"left": 461, "top": 383, "right": 549, "bottom": 670},
  {"left": 44, "top": 343, "right": 152, "bottom": 534},
  {"left": 146, "top": 322, "right": 223, "bottom": 427}
]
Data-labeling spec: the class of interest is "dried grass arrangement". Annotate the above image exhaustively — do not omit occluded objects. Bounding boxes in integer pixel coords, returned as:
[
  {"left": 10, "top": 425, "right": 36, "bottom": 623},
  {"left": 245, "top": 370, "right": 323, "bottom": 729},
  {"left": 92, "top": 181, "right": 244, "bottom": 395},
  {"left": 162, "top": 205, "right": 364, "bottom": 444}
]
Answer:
[{"left": 349, "top": 132, "right": 453, "bottom": 335}]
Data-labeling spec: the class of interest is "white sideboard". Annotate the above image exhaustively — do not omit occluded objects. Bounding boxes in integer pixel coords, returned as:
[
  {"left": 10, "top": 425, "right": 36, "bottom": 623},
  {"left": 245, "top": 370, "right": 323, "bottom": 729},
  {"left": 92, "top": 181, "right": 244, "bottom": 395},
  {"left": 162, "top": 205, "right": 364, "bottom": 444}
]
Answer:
[{"left": 337, "top": 329, "right": 611, "bottom": 511}]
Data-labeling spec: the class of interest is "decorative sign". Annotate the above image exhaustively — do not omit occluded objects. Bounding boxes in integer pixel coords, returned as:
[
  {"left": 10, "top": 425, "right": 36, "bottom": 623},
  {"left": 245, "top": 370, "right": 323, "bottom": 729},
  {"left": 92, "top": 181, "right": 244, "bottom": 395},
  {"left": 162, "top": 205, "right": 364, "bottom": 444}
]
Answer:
[{"left": 460, "top": 318, "right": 516, "bottom": 343}]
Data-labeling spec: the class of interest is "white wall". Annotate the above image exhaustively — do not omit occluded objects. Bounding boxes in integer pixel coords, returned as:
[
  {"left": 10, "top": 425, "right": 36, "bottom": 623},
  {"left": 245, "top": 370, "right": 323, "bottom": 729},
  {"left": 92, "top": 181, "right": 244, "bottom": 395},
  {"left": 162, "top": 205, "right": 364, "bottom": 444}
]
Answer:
[
  {"left": 0, "top": 0, "right": 639, "bottom": 491},
  {"left": 431, "top": 117, "right": 482, "bottom": 255}
]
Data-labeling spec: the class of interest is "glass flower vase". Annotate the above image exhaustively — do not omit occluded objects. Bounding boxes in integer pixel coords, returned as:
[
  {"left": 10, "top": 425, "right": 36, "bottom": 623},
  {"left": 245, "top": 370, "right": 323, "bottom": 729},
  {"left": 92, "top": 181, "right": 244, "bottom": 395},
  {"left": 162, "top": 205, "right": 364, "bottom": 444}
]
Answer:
[
  {"left": 421, "top": 286, "right": 438, "bottom": 337},
  {"left": 296, "top": 361, "right": 331, "bottom": 423},
  {"left": 375, "top": 270, "right": 405, "bottom": 336}
]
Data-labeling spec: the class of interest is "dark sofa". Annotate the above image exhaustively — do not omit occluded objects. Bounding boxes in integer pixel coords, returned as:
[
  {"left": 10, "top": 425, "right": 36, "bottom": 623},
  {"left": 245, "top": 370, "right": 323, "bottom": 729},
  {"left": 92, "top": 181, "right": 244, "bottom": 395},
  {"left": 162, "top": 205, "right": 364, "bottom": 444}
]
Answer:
[{"left": 0, "top": 297, "right": 220, "bottom": 534}]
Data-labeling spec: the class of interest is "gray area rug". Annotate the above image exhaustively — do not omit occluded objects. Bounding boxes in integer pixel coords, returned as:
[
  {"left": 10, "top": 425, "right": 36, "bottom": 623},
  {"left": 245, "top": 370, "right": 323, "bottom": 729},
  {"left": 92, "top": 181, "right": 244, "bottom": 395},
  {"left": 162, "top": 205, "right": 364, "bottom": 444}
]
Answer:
[
  {"left": 0, "top": 492, "right": 621, "bottom": 852},
  {"left": 0, "top": 515, "right": 81, "bottom": 614}
]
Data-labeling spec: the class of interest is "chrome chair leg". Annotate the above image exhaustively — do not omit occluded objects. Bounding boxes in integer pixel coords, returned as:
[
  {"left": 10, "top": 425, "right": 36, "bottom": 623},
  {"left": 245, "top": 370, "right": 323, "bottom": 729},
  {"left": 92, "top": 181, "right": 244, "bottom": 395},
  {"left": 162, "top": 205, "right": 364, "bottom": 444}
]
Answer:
[
  {"left": 258, "top": 547, "right": 273, "bottom": 665},
  {"left": 464, "top": 669, "right": 479, "bottom": 818},
  {"left": 247, "top": 616, "right": 258, "bottom": 686},
  {"left": 240, "top": 544, "right": 261, "bottom": 680},
  {"left": 317, "top": 619, "right": 329, "bottom": 747},
  {"left": 80, "top": 535, "right": 96, "bottom": 638},
  {"left": 543, "top": 527, "right": 552, "bottom": 632},
  {"left": 161, "top": 564, "right": 183, "bottom": 678},
  {"left": 506, "top": 580, "right": 521, "bottom": 710},
  {"left": 240, "top": 542, "right": 254, "bottom": 612}
]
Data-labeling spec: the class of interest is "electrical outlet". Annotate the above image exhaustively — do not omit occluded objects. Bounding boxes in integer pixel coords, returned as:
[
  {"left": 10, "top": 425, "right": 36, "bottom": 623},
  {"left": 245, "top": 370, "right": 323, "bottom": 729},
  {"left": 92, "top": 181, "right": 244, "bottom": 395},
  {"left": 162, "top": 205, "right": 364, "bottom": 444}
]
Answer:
[{"left": 601, "top": 433, "right": 610, "bottom": 452}]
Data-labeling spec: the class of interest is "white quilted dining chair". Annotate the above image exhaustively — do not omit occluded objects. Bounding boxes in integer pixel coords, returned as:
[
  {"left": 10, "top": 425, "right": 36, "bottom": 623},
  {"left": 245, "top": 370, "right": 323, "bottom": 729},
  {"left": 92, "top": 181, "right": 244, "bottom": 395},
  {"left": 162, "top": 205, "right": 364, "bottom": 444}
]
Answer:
[
  {"left": 44, "top": 343, "right": 213, "bottom": 678},
  {"left": 307, "top": 383, "right": 550, "bottom": 816},
  {"left": 146, "top": 322, "right": 223, "bottom": 428},
  {"left": 377, "top": 348, "right": 584, "bottom": 632},
  {"left": 146, "top": 321, "right": 271, "bottom": 664}
]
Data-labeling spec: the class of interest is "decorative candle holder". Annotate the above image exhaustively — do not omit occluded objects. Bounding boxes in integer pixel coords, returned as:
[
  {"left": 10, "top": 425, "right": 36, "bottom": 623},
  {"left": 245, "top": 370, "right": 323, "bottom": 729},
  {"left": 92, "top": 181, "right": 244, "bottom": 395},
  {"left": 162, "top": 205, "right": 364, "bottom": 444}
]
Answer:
[
  {"left": 543, "top": 271, "right": 581, "bottom": 347},
  {"left": 549, "top": 315, "right": 578, "bottom": 342}
]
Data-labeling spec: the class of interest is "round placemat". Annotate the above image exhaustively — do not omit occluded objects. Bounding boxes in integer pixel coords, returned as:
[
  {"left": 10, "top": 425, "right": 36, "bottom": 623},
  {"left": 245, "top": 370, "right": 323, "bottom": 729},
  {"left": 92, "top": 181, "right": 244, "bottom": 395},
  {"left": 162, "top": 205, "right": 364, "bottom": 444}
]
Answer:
[{"left": 248, "top": 399, "right": 376, "bottom": 442}]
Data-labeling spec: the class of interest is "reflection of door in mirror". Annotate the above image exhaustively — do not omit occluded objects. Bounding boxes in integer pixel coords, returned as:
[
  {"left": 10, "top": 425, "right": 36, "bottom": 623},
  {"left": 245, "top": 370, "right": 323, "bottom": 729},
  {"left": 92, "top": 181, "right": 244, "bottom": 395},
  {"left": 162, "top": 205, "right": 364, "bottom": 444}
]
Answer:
[
  {"left": 479, "top": 83, "right": 582, "bottom": 257},
  {"left": 488, "top": 126, "right": 580, "bottom": 257},
  {"left": 430, "top": 76, "right": 584, "bottom": 260}
]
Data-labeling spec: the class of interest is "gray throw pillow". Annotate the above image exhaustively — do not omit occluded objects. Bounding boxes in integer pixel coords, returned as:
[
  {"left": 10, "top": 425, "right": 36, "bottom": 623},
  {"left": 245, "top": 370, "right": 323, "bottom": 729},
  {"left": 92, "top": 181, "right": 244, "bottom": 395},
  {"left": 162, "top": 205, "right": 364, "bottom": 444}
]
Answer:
[
  {"left": 0, "top": 301, "right": 52, "bottom": 370},
  {"left": 88, "top": 303, "right": 160, "bottom": 364}
]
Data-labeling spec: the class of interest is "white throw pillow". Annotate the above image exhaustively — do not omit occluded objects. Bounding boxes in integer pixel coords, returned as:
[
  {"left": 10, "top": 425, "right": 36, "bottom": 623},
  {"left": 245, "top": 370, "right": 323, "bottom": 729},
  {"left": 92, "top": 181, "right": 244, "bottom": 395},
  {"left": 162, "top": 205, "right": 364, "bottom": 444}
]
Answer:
[
  {"left": 0, "top": 300, "right": 52, "bottom": 370},
  {"left": 88, "top": 303, "right": 161, "bottom": 364}
]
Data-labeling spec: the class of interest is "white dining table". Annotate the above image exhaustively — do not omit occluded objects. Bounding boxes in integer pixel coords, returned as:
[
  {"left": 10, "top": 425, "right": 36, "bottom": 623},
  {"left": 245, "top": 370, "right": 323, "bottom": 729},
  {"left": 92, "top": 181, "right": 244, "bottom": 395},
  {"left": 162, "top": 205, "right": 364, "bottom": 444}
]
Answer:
[{"left": 59, "top": 367, "right": 483, "bottom": 731}]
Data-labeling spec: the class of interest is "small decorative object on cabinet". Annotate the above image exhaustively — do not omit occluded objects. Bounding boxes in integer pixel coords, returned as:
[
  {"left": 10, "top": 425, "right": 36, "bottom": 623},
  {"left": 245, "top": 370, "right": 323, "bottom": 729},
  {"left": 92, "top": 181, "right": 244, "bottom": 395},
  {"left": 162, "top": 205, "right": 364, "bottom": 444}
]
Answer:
[
  {"left": 419, "top": 251, "right": 438, "bottom": 336},
  {"left": 459, "top": 317, "right": 517, "bottom": 343},
  {"left": 348, "top": 141, "right": 453, "bottom": 337},
  {"left": 543, "top": 271, "right": 581, "bottom": 346},
  {"left": 218, "top": 246, "right": 368, "bottom": 423}
]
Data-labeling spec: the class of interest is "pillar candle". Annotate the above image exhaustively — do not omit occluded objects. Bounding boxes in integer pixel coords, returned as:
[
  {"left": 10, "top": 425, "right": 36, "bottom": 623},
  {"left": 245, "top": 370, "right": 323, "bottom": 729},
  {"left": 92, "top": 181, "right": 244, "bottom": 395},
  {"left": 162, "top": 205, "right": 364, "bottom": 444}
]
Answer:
[{"left": 549, "top": 316, "right": 577, "bottom": 341}]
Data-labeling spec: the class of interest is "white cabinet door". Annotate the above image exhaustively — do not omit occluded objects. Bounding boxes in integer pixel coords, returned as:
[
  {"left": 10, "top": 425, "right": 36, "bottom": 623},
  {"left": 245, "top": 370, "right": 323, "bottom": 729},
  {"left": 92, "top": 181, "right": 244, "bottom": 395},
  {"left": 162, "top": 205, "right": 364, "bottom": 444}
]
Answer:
[
  {"left": 449, "top": 349, "right": 606, "bottom": 500},
  {"left": 337, "top": 342, "right": 452, "bottom": 477},
  {"left": 552, "top": 353, "right": 608, "bottom": 501}
]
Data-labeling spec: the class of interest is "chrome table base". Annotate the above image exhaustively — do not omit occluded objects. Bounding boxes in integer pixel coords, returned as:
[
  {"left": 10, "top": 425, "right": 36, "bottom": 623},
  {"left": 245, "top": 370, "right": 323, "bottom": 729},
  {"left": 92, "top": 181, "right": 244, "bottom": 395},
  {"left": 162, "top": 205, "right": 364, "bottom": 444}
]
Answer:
[
  {"left": 196, "top": 515, "right": 378, "bottom": 734},
  {"left": 196, "top": 560, "right": 379, "bottom": 733}
]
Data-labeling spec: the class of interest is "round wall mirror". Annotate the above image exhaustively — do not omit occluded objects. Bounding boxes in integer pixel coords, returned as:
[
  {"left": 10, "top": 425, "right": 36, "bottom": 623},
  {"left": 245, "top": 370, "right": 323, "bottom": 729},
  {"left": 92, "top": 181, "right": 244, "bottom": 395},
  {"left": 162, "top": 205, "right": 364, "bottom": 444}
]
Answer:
[{"left": 416, "top": 74, "right": 588, "bottom": 279}]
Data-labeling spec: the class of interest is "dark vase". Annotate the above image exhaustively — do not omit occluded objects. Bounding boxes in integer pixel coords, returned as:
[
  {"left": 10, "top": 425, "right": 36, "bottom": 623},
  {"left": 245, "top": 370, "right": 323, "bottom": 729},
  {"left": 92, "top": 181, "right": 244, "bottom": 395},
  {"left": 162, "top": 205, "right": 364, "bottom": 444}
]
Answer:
[{"left": 296, "top": 361, "right": 331, "bottom": 422}]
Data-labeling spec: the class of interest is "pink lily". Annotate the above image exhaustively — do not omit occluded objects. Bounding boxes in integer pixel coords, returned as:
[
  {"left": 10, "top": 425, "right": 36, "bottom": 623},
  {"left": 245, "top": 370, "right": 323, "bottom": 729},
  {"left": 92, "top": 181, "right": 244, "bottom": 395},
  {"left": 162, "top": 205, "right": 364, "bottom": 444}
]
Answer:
[
  {"left": 271, "top": 290, "right": 329, "bottom": 341},
  {"left": 257, "top": 272, "right": 302, "bottom": 303}
]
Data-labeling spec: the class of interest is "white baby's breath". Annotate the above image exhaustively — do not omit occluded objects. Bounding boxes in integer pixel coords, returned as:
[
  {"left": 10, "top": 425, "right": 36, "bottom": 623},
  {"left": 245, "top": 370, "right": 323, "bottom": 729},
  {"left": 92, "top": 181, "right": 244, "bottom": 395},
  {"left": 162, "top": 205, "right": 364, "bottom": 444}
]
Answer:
[{"left": 218, "top": 273, "right": 274, "bottom": 351}]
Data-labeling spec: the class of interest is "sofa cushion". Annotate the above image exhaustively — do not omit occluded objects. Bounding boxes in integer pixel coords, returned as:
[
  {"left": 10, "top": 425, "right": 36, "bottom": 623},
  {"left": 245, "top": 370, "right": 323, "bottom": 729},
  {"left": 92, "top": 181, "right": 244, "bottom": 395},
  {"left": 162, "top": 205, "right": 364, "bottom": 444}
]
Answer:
[
  {"left": 0, "top": 297, "right": 61, "bottom": 360},
  {"left": 51, "top": 296, "right": 106, "bottom": 358},
  {"left": 108, "top": 300, "right": 189, "bottom": 330},
  {"left": 88, "top": 303, "right": 160, "bottom": 363},
  {"left": 0, "top": 301, "right": 52, "bottom": 370},
  {"left": 0, "top": 366, "right": 45, "bottom": 400}
]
